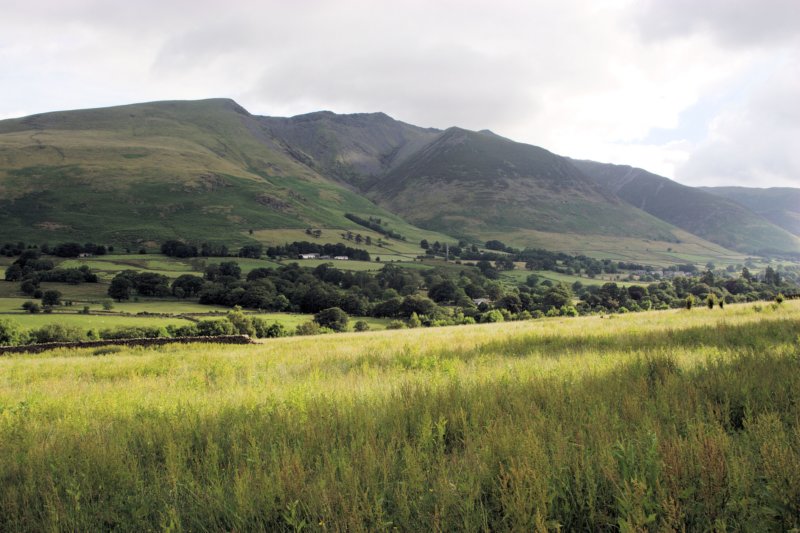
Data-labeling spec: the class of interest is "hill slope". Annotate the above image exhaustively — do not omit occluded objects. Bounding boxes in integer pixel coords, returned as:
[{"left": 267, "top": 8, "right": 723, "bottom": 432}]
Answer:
[
  {"left": 259, "top": 111, "right": 440, "bottom": 189},
  {"left": 0, "top": 99, "right": 756, "bottom": 263},
  {"left": 370, "top": 127, "right": 683, "bottom": 241},
  {"left": 0, "top": 99, "right": 445, "bottom": 247},
  {"left": 700, "top": 186, "right": 800, "bottom": 237},
  {"left": 573, "top": 160, "right": 800, "bottom": 255}
]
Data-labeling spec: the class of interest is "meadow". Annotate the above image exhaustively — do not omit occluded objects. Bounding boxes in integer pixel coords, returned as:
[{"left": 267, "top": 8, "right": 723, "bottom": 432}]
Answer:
[{"left": 1, "top": 301, "right": 799, "bottom": 530}]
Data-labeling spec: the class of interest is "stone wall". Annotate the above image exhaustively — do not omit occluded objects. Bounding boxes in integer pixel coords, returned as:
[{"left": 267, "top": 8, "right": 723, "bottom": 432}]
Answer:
[{"left": 0, "top": 335, "right": 254, "bottom": 355}]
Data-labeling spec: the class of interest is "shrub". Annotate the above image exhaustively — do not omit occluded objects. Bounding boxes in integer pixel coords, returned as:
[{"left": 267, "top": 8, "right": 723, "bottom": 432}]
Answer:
[
  {"left": 21, "top": 301, "right": 41, "bottom": 314},
  {"left": 196, "top": 319, "right": 237, "bottom": 337},
  {"left": 226, "top": 307, "right": 256, "bottom": 336},
  {"left": 263, "top": 322, "right": 288, "bottom": 338},
  {"left": 516, "top": 310, "right": 533, "bottom": 321},
  {"left": 386, "top": 320, "right": 406, "bottom": 330},
  {"left": 354, "top": 320, "right": 370, "bottom": 332},
  {"left": 775, "top": 293, "right": 785, "bottom": 304},
  {"left": 407, "top": 312, "right": 422, "bottom": 328},
  {"left": 296, "top": 321, "right": 321, "bottom": 336},
  {"left": 480, "top": 310, "right": 505, "bottom": 323},
  {"left": 99, "top": 326, "right": 168, "bottom": 340},
  {"left": 167, "top": 324, "right": 200, "bottom": 337},
  {"left": 314, "top": 307, "right": 349, "bottom": 332},
  {"left": 31, "top": 323, "right": 85, "bottom": 343},
  {"left": 0, "top": 318, "right": 27, "bottom": 346}
]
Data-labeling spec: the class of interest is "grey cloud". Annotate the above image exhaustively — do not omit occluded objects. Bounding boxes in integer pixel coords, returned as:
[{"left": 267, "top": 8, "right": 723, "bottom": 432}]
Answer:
[
  {"left": 249, "top": 42, "right": 540, "bottom": 130},
  {"left": 635, "top": 0, "right": 800, "bottom": 47}
]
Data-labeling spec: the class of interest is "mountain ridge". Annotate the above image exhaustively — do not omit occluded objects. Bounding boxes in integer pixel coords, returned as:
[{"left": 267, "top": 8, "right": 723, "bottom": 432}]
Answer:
[
  {"left": 572, "top": 160, "right": 800, "bottom": 255},
  {"left": 700, "top": 186, "right": 800, "bottom": 238},
  {"left": 0, "top": 97, "right": 794, "bottom": 262}
]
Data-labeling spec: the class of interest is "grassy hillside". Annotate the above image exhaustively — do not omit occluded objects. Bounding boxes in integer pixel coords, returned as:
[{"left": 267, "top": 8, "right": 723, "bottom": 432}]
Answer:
[
  {"left": 1, "top": 302, "right": 799, "bottom": 530},
  {"left": 574, "top": 160, "right": 800, "bottom": 255},
  {"left": 0, "top": 99, "right": 448, "bottom": 248},
  {"left": 702, "top": 186, "right": 800, "bottom": 237},
  {"left": 0, "top": 98, "right": 779, "bottom": 264},
  {"left": 372, "top": 128, "right": 697, "bottom": 244}
]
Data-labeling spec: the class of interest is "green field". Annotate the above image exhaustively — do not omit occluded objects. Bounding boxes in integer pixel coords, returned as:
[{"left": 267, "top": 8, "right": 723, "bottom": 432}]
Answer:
[
  {"left": 1, "top": 300, "right": 385, "bottom": 334},
  {"left": 1, "top": 313, "right": 194, "bottom": 330},
  {"left": 501, "top": 268, "right": 645, "bottom": 287},
  {"left": 1, "top": 302, "right": 799, "bottom": 530},
  {"left": 480, "top": 227, "right": 748, "bottom": 268},
  {"left": 251, "top": 312, "right": 390, "bottom": 332}
]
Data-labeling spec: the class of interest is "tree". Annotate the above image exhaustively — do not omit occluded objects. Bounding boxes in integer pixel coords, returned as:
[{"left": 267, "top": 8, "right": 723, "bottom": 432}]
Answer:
[
  {"left": 238, "top": 244, "right": 263, "bottom": 259},
  {"left": 20, "top": 279, "right": 39, "bottom": 295},
  {"left": 400, "top": 295, "right": 438, "bottom": 318},
  {"left": 219, "top": 261, "right": 242, "bottom": 280},
  {"left": 420, "top": 239, "right": 429, "bottom": 250},
  {"left": 161, "top": 240, "right": 198, "bottom": 258},
  {"left": 4, "top": 264, "right": 23, "bottom": 281},
  {"left": 171, "top": 274, "right": 206, "bottom": 298},
  {"left": 764, "top": 266, "right": 781, "bottom": 286},
  {"left": 314, "top": 307, "right": 349, "bottom": 332},
  {"left": 706, "top": 294, "right": 715, "bottom": 309},
  {"left": 543, "top": 283, "right": 573, "bottom": 310},
  {"left": 108, "top": 276, "right": 133, "bottom": 301},
  {"left": 52, "top": 242, "right": 83, "bottom": 257},
  {"left": 428, "top": 280, "right": 459, "bottom": 303},
  {"left": 41, "top": 290, "right": 62, "bottom": 307}
]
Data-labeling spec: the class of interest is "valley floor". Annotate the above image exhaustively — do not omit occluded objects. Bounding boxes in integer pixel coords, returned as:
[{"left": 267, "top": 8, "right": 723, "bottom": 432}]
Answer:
[{"left": 1, "top": 302, "right": 799, "bottom": 530}]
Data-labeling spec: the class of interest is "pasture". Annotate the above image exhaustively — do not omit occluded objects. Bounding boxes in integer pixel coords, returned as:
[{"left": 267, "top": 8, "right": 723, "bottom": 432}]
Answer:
[{"left": 1, "top": 301, "right": 799, "bottom": 530}]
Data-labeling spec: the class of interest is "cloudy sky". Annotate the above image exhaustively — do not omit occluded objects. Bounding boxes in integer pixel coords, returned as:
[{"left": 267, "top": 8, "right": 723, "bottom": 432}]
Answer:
[{"left": 1, "top": 0, "right": 798, "bottom": 187}]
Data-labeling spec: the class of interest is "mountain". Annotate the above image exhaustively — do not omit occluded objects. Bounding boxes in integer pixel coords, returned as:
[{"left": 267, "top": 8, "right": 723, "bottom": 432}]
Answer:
[
  {"left": 0, "top": 99, "right": 445, "bottom": 247},
  {"left": 369, "top": 127, "right": 681, "bottom": 242},
  {"left": 700, "top": 186, "right": 800, "bottom": 237},
  {"left": 572, "top": 160, "right": 800, "bottom": 255},
  {"left": 0, "top": 98, "right": 769, "bottom": 263},
  {"left": 259, "top": 111, "right": 440, "bottom": 190}
]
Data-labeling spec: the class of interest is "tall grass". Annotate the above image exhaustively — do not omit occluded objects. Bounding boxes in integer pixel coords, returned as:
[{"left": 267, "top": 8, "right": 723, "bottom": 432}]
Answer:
[{"left": 1, "top": 302, "right": 799, "bottom": 531}]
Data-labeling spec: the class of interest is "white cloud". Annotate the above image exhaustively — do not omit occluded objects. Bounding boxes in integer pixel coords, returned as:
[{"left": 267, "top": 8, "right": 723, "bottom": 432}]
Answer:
[{"left": 677, "top": 55, "right": 800, "bottom": 187}]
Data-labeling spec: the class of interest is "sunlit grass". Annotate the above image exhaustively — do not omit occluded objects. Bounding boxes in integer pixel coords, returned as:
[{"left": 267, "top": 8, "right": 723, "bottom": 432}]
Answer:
[{"left": 1, "top": 301, "right": 799, "bottom": 530}]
